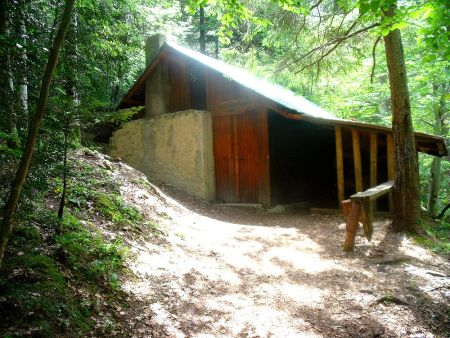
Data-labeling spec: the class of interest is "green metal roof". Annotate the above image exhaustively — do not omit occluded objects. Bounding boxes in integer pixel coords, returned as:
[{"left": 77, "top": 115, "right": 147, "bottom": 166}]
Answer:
[
  {"left": 165, "top": 41, "right": 337, "bottom": 120},
  {"left": 117, "top": 39, "right": 447, "bottom": 157}
]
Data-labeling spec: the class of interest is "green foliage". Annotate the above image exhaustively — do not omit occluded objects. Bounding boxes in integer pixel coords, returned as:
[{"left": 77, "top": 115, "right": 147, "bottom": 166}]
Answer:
[
  {"left": 412, "top": 219, "right": 450, "bottom": 255},
  {"left": 418, "top": 154, "right": 450, "bottom": 213},
  {"left": 55, "top": 212, "right": 128, "bottom": 289},
  {"left": 96, "top": 192, "right": 143, "bottom": 227},
  {"left": 187, "top": 0, "right": 270, "bottom": 45},
  {"left": 0, "top": 131, "right": 21, "bottom": 157},
  {"left": 50, "top": 170, "right": 94, "bottom": 211},
  {"left": 1, "top": 147, "right": 165, "bottom": 334},
  {"left": 50, "top": 158, "right": 144, "bottom": 231},
  {"left": 100, "top": 106, "right": 144, "bottom": 125},
  {"left": 108, "top": 107, "right": 142, "bottom": 124},
  {"left": 0, "top": 224, "right": 91, "bottom": 336}
]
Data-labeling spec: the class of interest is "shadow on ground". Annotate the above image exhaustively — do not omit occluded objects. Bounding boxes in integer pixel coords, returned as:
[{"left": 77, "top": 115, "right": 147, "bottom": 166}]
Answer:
[{"left": 120, "top": 183, "right": 450, "bottom": 337}]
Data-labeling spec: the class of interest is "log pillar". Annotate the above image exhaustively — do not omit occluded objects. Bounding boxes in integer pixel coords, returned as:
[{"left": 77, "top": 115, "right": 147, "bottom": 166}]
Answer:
[
  {"left": 335, "top": 126, "right": 345, "bottom": 206},
  {"left": 352, "top": 129, "right": 363, "bottom": 193},
  {"left": 370, "top": 131, "right": 378, "bottom": 188}
]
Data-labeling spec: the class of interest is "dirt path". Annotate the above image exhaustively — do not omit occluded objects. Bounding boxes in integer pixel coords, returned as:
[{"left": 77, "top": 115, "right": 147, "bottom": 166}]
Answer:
[{"left": 91, "top": 154, "right": 449, "bottom": 337}]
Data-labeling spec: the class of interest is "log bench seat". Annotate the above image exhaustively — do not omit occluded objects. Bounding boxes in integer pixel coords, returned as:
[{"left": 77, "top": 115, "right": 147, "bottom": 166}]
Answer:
[{"left": 342, "top": 180, "right": 394, "bottom": 252}]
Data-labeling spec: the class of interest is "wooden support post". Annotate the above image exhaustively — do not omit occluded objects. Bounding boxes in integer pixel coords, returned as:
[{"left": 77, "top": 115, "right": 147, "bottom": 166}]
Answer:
[
  {"left": 341, "top": 199, "right": 352, "bottom": 221},
  {"left": 335, "top": 126, "right": 345, "bottom": 206},
  {"left": 352, "top": 129, "right": 363, "bottom": 192},
  {"left": 343, "top": 201, "right": 361, "bottom": 252},
  {"left": 360, "top": 200, "right": 374, "bottom": 241},
  {"left": 386, "top": 134, "right": 395, "bottom": 210},
  {"left": 370, "top": 131, "right": 377, "bottom": 188}
]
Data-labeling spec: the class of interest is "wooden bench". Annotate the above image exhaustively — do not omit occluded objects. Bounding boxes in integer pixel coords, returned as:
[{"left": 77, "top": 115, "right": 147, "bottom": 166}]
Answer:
[{"left": 342, "top": 180, "right": 394, "bottom": 252}]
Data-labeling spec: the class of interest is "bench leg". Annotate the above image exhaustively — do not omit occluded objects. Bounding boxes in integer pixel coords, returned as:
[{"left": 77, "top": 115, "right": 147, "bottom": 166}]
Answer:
[
  {"left": 361, "top": 200, "right": 374, "bottom": 241},
  {"left": 343, "top": 201, "right": 361, "bottom": 252},
  {"left": 341, "top": 199, "right": 352, "bottom": 221}
]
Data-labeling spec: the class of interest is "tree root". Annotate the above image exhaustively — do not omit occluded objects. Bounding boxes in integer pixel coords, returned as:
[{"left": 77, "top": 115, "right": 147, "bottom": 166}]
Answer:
[{"left": 372, "top": 295, "right": 409, "bottom": 306}]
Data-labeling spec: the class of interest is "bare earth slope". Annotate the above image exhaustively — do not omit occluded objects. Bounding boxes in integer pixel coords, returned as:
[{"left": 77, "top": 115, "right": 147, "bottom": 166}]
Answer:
[{"left": 86, "top": 151, "right": 449, "bottom": 337}]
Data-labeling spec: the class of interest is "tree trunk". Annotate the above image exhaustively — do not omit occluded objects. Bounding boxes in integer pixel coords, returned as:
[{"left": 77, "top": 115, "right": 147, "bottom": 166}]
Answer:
[
  {"left": 214, "top": 35, "right": 219, "bottom": 59},
  {"left": 65, "top": 11, "right": 80, "bottom": 139},
  {"left": 0, "top": 0, "right": 76, "bottom": 266},
  {"left": 383, "top": 4, "right": 422, "bottom": 233},
  {"left": 17, "top": 0, "right": 29, "bottom": 126},
  {"left": 199, "top": 6, "right": 206, "bottom": 54},
  {"left": 58, "top": 119, "right": 68, "bottom": 219},
  {"left": 427, "top": 157, "right": 441, "bottom": 215},
  {"left": 0, "top": 0, "right": 5, "bottom": 31},
  {"left": 6, "top": 45, "right": 15, "bottom": 138},
  {"left": 0, "top": 0, "right": 7, "bottom": 123},
  {"left": 0, "top": 0, "right": 16, "bottom": 140},
  {"left": 427, "top": 86, "right": 448, "bottom": 215}
]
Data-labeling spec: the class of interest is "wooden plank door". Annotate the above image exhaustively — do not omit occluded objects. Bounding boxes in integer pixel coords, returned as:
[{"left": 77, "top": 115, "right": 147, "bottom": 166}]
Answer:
[
  {"left": 236, "top": 111, "right": 259, "bottom": 202},
  {"left": 212, "top": 112, "right": 260, "bottom": 203},
  {"left": 213, "top": 115, "right": 237, "bottom": 202}
]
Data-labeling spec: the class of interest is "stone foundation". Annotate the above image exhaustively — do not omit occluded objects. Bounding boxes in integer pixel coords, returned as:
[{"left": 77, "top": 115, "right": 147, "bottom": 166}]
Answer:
[{"left": 110, "top": 110, "right": 215, "bottom": 200}]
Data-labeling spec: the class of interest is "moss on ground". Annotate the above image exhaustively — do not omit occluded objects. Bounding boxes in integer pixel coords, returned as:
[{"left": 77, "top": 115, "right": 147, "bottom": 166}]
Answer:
[
  {"left": 0, "top": 224, "right": 91, "bottom": 337},
  {"left": 96, "top": 192, "right": 143, "bottom": 227},
  {"left": 0, "top": 150, "right": 161, "bottom": 336},
  {"left": 412, "top": 218, "right": 450, "bottom": 256},
  {"left": 55, "top": 212, "right": 129, "bottom": 288}
]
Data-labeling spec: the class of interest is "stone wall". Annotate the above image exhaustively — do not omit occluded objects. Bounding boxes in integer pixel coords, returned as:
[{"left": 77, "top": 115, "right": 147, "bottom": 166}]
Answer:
[{"left": 110, "top": 110, "right": 215, "bottom": 200}]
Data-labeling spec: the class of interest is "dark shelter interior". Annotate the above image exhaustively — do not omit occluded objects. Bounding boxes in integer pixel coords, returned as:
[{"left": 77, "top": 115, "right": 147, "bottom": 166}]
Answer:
[
  {"left": 268, "top": 111, "right": 391, "bottom": 210},
  {"left": 268, "top": 111, "right": 338, "bottom": 208}
]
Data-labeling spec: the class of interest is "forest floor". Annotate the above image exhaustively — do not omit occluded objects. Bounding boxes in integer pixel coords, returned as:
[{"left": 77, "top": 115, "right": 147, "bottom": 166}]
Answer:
[
  {"left": 1, "top": 150, "right": 449, "bottom": 337},
  {"left": 94, "top": 151, "right": 449, "bottom": 338}
]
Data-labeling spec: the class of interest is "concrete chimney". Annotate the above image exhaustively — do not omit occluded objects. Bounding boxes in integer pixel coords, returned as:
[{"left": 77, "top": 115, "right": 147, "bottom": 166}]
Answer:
[
  {"left": 144, "top": 34, "right": 169, "bottom": 118},
  {"left": 145, "top": 34, "right": 166, "bottom": 66}
]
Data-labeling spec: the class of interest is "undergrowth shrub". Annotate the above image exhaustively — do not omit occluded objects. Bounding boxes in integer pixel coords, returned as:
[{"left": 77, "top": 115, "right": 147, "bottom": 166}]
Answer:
[
  {"left": 413, "top": 219, "right": 450, "bottom": 255},
  {"left": 0, "top": 224, "right": 91, "bottom": 337},
  {"left": 54, "top": 212, "right": 129, "bottom": 289},
  {"left": 96, "top": 192, "right": 143, "bottom": 226}
]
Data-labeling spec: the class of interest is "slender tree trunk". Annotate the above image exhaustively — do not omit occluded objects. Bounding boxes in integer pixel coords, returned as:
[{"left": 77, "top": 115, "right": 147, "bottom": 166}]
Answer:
[
  {"left": 58, "top": 13, "right": 79, "bottom": 218},
  {"left": 65, "top": 11, "right": 80, "bottom": 140},
  {"left": 427, "top": 157, "right": 441, "bottom": 215},
  {"left": 427, "top": 88, "right": 447, "bottom": 215},
  {"left": 0, "top": 0, "right": 7, "bottom": 126},
  {"left": 0, "top": 0, "right": 16, "bottom": 141},
  {"left": 199, "top": 6, "right": 206, "bottom": 54},
  {"left": 6, "top": 46, "right": 15, "bottom": 138},
  {"left": 17, "top": 0, "right": 29, "bottom": 126},
  {"left": 58, "top": 119, "right": 68, "bottom": 219},
  {"left": 383, "top": 4, "right": 422, "bottom": 233},
  {"left": 0, "top": 0, "right": 76, "bottom": 266},
  {"left": 214, "top": 35, "right": 219, "bottom": 59},
  {"left": 0, "top": 0, "right": 5, "bottom": 30}
]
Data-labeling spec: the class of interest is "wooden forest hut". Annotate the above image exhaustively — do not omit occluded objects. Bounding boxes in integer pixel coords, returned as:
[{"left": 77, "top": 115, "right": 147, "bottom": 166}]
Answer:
[{"left": 110, "top": 34, "right": 447, "bottom": 210}]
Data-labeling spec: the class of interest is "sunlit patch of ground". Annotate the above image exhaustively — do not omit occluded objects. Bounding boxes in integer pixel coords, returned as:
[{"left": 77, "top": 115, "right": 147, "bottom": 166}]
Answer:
[
  {"left": 85, "top": 154, "right": 449, "bottom": 337},
  {"left": 118, "top": 186, "right": 449, "bottom": 337}
]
